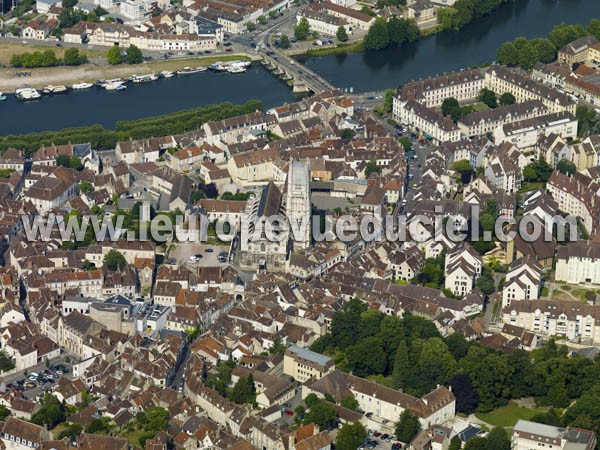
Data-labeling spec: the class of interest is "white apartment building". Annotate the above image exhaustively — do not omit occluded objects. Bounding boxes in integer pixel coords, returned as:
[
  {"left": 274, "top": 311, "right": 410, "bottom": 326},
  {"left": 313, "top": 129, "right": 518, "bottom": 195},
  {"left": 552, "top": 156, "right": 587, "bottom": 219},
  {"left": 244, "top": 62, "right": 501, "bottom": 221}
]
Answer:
[
  {"left": 283, "top": 345, "right": 335, "bottom": 383},
  {"left": 512, "top": 420, "right": 596, "bottom": 450},
  {"left": 493, "top": 112, "right": 578, "bottom": 151},
  {"left": 503, "top": 299, "right": 600, "bottom": 344},
  {"left": 556, "top": 241, "right": 600, "bottom": 285},
  {"left": 485, "top": 65, "right": 576, "bottom": 114},
  {"left": 546, "top": 171, "right": 600, "bottom": 236}
]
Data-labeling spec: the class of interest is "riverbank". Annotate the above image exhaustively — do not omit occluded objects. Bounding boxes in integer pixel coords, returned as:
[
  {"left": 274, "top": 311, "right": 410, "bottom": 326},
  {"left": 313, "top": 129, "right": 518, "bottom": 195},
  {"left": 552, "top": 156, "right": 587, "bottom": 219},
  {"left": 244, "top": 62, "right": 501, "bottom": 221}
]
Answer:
[
  {"left": 0, "top": 54, "right": 255, "bottom": 93},
  {"left": 0, "top": 41, "right": 106, "bottom": 65}
]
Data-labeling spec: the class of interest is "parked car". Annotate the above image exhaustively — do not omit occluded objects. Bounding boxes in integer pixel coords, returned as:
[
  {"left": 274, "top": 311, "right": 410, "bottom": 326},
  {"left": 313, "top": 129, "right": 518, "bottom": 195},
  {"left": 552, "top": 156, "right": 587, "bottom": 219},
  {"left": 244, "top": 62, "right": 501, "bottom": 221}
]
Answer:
[{"left": 205, "top": 248, "right": 214, "bottom": 253}]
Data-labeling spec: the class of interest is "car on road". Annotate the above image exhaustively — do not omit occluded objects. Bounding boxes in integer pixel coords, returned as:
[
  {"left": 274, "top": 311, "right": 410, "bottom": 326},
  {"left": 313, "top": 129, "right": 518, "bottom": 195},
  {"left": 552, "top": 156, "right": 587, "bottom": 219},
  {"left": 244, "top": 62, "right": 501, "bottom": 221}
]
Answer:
[
  {"left": 226, "top": 48, "right": 233, "bottom": 52},
  {"left": 392, "top": 444, "right": 403, "bottom": 450}
]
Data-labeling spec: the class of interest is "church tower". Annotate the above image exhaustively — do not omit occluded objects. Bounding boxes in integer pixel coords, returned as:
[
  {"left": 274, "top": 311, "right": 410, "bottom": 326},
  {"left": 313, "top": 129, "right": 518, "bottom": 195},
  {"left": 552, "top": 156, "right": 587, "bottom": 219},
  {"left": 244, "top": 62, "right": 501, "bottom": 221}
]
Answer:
[{"left": 286, "top": 161, "right": 311, "bottom": 250}]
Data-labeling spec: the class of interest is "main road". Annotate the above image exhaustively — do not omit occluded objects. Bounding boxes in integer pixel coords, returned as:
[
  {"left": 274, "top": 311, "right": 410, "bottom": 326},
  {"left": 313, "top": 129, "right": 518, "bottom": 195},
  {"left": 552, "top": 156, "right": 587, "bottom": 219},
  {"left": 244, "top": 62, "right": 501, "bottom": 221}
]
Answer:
[{"left": 231, "top": 5, "right": 336, "bottom": 94}]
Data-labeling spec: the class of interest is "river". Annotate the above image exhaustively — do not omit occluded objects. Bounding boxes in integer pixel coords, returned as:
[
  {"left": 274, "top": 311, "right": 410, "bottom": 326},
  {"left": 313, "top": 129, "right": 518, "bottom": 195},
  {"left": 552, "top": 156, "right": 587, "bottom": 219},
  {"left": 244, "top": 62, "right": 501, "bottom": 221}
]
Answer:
[
  {"left": 0, "top": 64, "right": 296, "bottom": 135},
  {"left": 2, "top": 0, "right": 600, "bottom": 135},
  {"left": 298, "top": 0, "right": 600, "bottom": 92}
]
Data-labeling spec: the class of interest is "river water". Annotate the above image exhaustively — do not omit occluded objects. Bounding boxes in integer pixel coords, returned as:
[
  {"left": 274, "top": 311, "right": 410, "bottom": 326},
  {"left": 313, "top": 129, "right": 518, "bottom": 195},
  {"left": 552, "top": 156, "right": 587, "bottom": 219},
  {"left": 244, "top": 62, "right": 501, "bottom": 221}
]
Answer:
[
  {"left": 2, "top": 0, "right": 600, "bottom": 135},
  {"left": 299, "top": 0, "right": 600, "bottom": 92}
]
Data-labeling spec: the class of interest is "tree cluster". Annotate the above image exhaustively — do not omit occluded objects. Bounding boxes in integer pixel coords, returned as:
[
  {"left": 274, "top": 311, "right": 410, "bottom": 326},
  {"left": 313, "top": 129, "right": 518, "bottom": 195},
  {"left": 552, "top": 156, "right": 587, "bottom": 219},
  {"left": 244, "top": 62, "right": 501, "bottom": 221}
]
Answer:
[
  {"left": 294, "top": 17, "right": 310, "bottom": 40},
  {"left": 495, "top": 21, "right": 600, "bottom": 70},
  {"left": 311, "top": 300, "right": 600, "bottom": 421},
  {"left": 0, "top": 100, "right": 264, "bottom": 156},
  {"left": 364, "top": 16, "right": 420, "bottom": 51},
  {"left": 437, "top": 0, "right": 512, "bottom": 31},
  {"left": 522, "top": 159, "right": 553, "bottom": 182},
  {"left": 10, "top": 50, "right": 60, "bottom": 68}
]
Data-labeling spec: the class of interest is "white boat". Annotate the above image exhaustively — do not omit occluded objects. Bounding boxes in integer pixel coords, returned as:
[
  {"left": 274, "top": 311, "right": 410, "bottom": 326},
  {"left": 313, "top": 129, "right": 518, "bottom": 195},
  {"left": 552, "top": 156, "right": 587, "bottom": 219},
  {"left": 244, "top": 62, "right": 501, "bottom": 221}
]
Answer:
[
  {"left": 132, "top": 74, "right": 158, "bottom": 83},
  {"left": 176, "top": 66, "right": 207, "bottom": 75},
  {"left": 15, "top": 88, "right": 41, "bottom": 100},
  {"left": 105, "top": 81, "right": 126, "bottom": 91},
  {"left": 0, "top": 92, "right": 6, "bottom": 101},
  {"left": 99, "top": 78, "right": 125, "bottom": 88},
  {"left": 72, "top": 82, "right": 94, "bottom": 90},
  {"left": 160, "top": 70, "right": 174, "bottom": 78},
  {"left": 43, "top": 85, "right": 67, "bottom": 94},
  {"left": 227, "top": 65, "right": 246, "bottom": 74}
]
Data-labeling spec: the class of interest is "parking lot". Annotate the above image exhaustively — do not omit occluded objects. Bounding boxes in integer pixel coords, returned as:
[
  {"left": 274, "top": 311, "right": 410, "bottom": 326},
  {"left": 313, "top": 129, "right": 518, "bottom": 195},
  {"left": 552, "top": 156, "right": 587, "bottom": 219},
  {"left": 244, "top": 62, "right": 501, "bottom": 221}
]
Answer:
[
  {"left": 3, "top": 363, "right": 72, "bottom": 401},
  {"left": 169, "top": 242, "right": 230, "bottom": 268},
  {"left": 361, "top": 431, "right": 403, "bottom": 450}
]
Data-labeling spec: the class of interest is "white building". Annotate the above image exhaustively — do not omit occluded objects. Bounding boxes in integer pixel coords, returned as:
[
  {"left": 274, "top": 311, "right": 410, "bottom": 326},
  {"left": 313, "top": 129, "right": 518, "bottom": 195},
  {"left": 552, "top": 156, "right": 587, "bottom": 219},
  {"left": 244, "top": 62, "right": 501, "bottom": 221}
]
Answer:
[{"left": 512, "top": 420, "right": 596, "bottom": 450}]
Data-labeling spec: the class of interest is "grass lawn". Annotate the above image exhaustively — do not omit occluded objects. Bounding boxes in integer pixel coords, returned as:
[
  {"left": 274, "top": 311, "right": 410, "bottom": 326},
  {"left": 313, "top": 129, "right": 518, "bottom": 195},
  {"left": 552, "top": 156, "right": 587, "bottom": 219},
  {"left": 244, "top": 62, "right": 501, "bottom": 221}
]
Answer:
[
  {"left": 552, "top": 289, "right": 572, "bottom": 301},
  {"left": 120, "top": 429, "right": 150, "bottom": 448},
  {"left": 541, "top": 287, "right": 549, "bottom": 297},
  {"left": 0, "top": 54, "right": 252, "bottom": 92},
  {"left": 518, "top": 182, "right": 544, "bottom": 194},
  {"left": 0, "top": 41, "right": 106, "bottom": 65},
  {"left": 475, "top": 402, "right": 543, "bottom": 427}
]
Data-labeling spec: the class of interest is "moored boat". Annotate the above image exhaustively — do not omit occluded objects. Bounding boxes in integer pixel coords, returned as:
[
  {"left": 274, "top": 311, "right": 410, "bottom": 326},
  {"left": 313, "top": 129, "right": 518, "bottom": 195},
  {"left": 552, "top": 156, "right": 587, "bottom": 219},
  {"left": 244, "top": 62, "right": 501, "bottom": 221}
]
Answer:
[
  {"left": 105, "top": 81, "right": 126, "bottom": 91},
  {"left": 15, "top": 88, "right": 41, "bottom": 100},
  {"left": 132, "top": 74, "right": 158, "bottom": 83},
  {"left": 160, "top": 70, "right": 174, "bottom": 78},
  {"left": 43, "top": 85, "right": 68, "bottom": 94},
  {"left": 0, "top": 92, "right": 6, "bottom": 101},
  {"left": 176, "top": 66, "right": 207, "bottom": 75},
  {"left": 72, "top": 82, "right": 94, "bottom": 90}
]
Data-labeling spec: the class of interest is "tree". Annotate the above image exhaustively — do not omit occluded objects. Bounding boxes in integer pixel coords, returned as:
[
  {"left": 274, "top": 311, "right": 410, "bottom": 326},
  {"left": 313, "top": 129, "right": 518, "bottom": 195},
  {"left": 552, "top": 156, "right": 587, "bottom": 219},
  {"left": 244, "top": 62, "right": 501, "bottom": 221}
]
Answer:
[
  {"left": 399, "top": 137, "right": 412, "bottom": 150},
  {"left": 364, "top": 17, "right": 390, "bottom": 51},
  {"left": 476, "top": 274, "right": 495, "bottom": 295},
  {"left": 341, "top": 395, "right": 359, "bottom": 411},
  {"left": 294, "top": 17, "right": 310, "bottom": 40},
  {"left": 446, "top": 332, "right": 469, "bottom": 360},
  {"left": 392, "top": 340, "right": 410, "bottom": 389},
  {"left": 107, "top": 45, "right": 122, "bottom": 64},
  {"left": 364, "top": 159, "right": 380, "bottom": 177},
  {"left": 523, "top": 159, "right": 553, "bottom": 182},
  {"left": 32, "top": 394, "right": 66, "bottom": 429},
  {"left": 246, "top": 22, "right": 256, "bottom": 32},
  {"left": 126, "top": 44, "right": 143, "bottom": 64},
  {"left": 496, "top": 41, "right": 519, "bottom": 66},
  {"left": 336, "top": 422, "right": 366, "bottom": 450},
  {"left": 548, "top": 383, "right": 570, "bottom": 408},
  {"left": 499, "top": 92, "right": 515, "bottom": 106},
  {"left": 346, "top": 336, "right": 386, "bottom": 376},
  {"left": 395, "top": 410, "right": 421, "bottom": 442},
  {"left": 442, "top": 97, "right": 460, "bottom": 118},
  {"left": 0, "top": 351, "right": 15, "bottom": 372},
  {"left": 279, "top": 34, "right": 291, "bottom": 49},
  {"left": 449, "top": 436, "right": 462, "bottom": 450},
  {"left": 79, "top": 181, "right": 94, "bottom": 193},
  {"left": 303, "top": 401, "right": 337, "bottom": 429},
  {"left": 576, "top": 105, "right": 599, "bottom": 137},
  {"left": 556, "top": 158, "right": 577, "bottom": 176},
  {"left": 58, "top": 423, "right": 83, "bottom": 440},
  {"left": 531, "top": 38, "right": 556, "bottom": 64},
  {"left": 486, "top": 427, "right": 511, "bottom": 450},
  {"left": 450, "top": 159, "right": 474, "bottom": 184},
  {"left": 103, "top": 249, "right": 126, "bottom": 271},
  {"left": 337, "top": 25, "right": 349, "bottom": 42},
  {"left": 341, "top": 128, "right": 354, "bottom": 139},
  {"left": 230, "top": 375, "right": 256, "bottom": 404},
  {"left": 304, "top": 393, "right": 320, "bottom": 408},
  {"left": 63, "top": 47, "right": 87, "bottom": 65},
  {"left": 384, "top": 88, "right": 395, "bottom": 113},
  {"left": 478, "top": 88, "right": 498, "bottom": 108}
]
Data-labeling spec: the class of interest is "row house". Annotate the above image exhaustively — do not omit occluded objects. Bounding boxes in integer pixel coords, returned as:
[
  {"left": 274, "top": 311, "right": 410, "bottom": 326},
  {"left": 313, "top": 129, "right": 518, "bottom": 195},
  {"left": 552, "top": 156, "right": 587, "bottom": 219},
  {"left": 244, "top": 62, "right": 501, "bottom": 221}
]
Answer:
[
  {"left": 546, "top": 170, "right": 600, "bottom": 237},
  {"left": 396, "top": 68, "right": 484, "bottom": 108},
  {"left": 458, "top": 100, "right": 548, "bottom": 138},
  {"left": 501, "top": 256, "right": 543, "bottom": 308},
  {"left": 493, "top": 111, "right": 578, "bottom": 152},
  {"left": 444, "top": 243, "right": 482, "bottom": 297},
  {"left": 503, "top": 299, "right": 600, "bottom": 344},
  {"left": 485, "top": 65, "right": 576, "bottom": 114},
  {"left": 393, "top": 100, "right": 461, "bottom": 144},
  {"left": 556, "top": 241, "right": 600, "bottom": 285}
]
